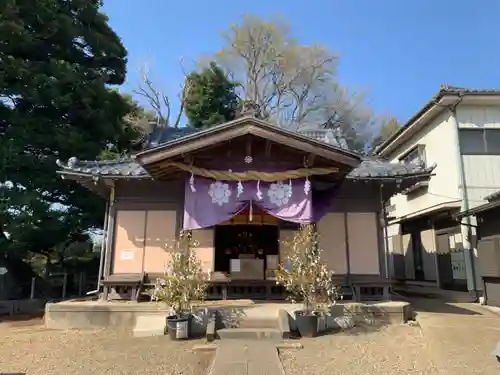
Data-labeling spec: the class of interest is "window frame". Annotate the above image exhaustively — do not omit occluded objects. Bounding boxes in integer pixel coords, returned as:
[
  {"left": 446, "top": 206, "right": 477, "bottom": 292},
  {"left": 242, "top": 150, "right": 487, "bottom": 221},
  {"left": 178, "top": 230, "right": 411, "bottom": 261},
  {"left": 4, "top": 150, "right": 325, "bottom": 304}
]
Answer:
[
  {"left": 398, "top": 144, "right": 426, "bottom": 166},
  {"left": 459, "top": 128, "right": 500, "bottom": 155}
]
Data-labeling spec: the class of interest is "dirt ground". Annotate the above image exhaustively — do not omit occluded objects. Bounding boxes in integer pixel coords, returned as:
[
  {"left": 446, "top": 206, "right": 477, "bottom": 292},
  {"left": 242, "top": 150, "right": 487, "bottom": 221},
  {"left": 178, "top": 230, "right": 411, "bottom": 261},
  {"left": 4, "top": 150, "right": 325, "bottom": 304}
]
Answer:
[
  {"left": 0, "top": 320, "right": 214, "bottom": 375},
  {"left": 1, "top": 299, "right": 499, "bottom": 375},
  {"left": 281, "top": 299, "right": 500, "bottom": 375}
]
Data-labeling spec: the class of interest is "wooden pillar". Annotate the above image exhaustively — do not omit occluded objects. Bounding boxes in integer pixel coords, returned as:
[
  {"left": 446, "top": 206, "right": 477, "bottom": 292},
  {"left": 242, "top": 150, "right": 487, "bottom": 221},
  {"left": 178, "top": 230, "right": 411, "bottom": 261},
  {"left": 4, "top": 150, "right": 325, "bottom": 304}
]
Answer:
[
  {"left": 379, "top": 184, "right": 390, "bottom": 280},
  {"left": 102, "top": 183, "right": 116, "bottom": 301},
  {"left": 141, "top": 211, "right": 149, "bottom": 274},
  {"left": 344, "top": 211, "right": 351, "bottom": 284}
]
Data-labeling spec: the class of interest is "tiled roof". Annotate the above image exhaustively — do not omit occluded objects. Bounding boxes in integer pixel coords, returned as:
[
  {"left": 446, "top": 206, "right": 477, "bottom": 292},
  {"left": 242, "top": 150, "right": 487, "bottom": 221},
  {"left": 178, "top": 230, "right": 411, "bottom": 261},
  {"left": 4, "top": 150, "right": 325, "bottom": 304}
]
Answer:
[
  {"left": 57, "top": 124, "right": 434, "bottom": 180},
  {"left": 439, "top": 85, "right": 500, "bottom": 95},
  {"left": 57, "top": 156, "right": 434, "bottom": 180},
  {"left": 56, "top": 157, "right": 145, "bottom": 177},
  {"left": 145, "top": 127, "right": 200, "bottom": 149},
  {"left": 143, "top": 125, "right": 350, "bottom": 150},
  {"left": 485, "top": 191, "right": 500, "bottom": 202},
  {"left": 347, "top": 157, "right": 434, "bottom": 179}
]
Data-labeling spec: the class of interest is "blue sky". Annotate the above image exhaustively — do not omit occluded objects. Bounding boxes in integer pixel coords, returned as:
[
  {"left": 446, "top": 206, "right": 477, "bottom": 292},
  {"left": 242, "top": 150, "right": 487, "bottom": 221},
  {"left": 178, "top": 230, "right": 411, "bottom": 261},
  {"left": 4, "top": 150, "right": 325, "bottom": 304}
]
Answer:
[{"left": 102, "top": 0, "right": 500, "bottom": 125}]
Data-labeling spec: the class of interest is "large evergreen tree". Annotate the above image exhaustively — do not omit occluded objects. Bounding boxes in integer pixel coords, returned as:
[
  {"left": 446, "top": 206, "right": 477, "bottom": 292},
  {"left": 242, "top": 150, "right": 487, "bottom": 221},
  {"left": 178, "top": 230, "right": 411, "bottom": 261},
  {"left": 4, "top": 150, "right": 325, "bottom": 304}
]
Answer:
[
  {"left": 0, "top": 0, "right": 133, "bottom": 290},
  {"left": 184, "top": 62, "right": 240, "bottom": 129}
]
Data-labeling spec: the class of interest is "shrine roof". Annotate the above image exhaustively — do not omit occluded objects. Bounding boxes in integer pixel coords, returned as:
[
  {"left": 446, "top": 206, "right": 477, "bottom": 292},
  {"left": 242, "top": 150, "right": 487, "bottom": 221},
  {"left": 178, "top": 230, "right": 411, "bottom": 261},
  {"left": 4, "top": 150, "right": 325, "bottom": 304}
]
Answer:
[
  {"left": 144, "top": 126, "right": 349, "bottom": 150},
  {"left": 57, "top": 118, "right": 435, "bottom": 181},
  {"left": 56, "top": 155, "right": 434, "bottom": 181}
]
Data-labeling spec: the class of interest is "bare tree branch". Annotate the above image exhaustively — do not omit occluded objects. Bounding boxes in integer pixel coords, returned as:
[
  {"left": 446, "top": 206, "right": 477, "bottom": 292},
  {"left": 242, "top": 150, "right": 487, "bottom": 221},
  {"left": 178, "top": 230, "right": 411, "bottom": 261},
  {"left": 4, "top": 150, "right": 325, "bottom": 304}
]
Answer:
[
  {"left": 133, "top": 62, "right": 192, "bottom": 128},
  {"left": 213, "top": 15, "right": 377, "bottom": 152}
]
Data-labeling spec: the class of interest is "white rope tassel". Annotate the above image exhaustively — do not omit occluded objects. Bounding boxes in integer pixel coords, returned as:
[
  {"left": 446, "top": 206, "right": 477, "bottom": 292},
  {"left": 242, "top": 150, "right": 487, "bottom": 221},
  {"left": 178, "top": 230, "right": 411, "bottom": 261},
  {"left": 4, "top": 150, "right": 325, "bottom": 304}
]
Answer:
[
  {"left": 304, "top": 176, "right": 311, "bottom": 195},
  {"left": 189, "top": 173, "right": 196, "bottom": 192},
  {"left": 237, "top": 180, "right": 244, "bottom": 197},
  {"left": 249, "top": 200, "right": 253, "bottom": 222},
  {"left": 256, "top": 180, "right": 263, "bottom": 200}
]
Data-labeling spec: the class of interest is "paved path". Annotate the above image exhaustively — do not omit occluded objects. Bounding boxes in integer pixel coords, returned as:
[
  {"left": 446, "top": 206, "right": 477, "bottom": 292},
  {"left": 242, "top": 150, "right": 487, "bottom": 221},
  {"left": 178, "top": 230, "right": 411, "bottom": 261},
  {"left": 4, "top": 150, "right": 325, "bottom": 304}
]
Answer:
[
  {"left": 412, "top": 298, "right": 500, "bottom": 375},
  {"left": 209, "top": 340, "right": 284, "bottom": 375}
]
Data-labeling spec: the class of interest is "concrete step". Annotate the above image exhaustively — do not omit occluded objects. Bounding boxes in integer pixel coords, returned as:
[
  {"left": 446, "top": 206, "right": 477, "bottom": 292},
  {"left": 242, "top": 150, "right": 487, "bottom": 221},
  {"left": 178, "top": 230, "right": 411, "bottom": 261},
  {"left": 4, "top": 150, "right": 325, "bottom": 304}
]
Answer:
[
  {"left": 217, "top": 327, "right": 282, "bottom": 341},
  {"left": 132, "top": 315, "right": 166, "bottom": 338}
]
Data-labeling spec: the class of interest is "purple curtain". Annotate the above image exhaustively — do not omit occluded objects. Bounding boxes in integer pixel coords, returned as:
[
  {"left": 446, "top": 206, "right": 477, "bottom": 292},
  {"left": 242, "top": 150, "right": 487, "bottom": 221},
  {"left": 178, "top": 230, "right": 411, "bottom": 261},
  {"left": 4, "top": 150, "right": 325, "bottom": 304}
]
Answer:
[{"left": 183, "top": 177, "right": 314, "bottom": 229}]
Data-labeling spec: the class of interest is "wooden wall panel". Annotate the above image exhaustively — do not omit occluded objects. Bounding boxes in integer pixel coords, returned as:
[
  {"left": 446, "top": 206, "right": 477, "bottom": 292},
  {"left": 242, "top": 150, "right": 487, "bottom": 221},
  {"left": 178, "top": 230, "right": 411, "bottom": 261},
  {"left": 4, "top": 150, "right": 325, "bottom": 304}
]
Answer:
[
  {"left": 347, "top": 213, "right": 380, "bottom": 275},
  {"left": 115, "top": 179, "right": 184, "bottom": 202},
  {"left": 112, "top": 210, "right": 146, "bottom": 274},
  {"left": 317, "top": 213, "right": 347, "bottom": 274},
  {"left": 144, "top": 210, "right": 178, "bottom": 274}
]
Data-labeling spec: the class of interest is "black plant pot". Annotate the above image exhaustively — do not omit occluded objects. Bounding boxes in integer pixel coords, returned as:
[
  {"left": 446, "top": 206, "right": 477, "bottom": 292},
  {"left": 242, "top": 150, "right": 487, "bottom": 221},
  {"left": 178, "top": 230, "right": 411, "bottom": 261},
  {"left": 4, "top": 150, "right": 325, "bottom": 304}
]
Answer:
[
  {"left": 294, "top": 310, "right": 319, "bottom": 338},
  {"left": 166, "top": 314, "right": 192, "bottom": 340}
]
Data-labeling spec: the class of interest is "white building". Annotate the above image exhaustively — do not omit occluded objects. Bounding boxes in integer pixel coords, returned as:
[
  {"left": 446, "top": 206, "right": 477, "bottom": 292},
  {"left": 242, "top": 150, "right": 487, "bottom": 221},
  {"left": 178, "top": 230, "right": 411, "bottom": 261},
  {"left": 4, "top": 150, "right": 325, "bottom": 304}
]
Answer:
[{"left": 375, "top": 85, "right": 500, "bottom": 298}]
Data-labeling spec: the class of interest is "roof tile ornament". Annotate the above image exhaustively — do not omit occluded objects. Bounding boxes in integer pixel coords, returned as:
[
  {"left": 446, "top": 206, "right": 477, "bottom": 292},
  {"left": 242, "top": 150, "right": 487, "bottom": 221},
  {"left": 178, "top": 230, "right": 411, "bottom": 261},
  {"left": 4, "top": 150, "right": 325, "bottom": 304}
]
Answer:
[
  {"left": 67, "top": 157, "right": 78, "bottom": 168},
  {"left": 238, "top": 100, "right": 260, "bottom": 118}
]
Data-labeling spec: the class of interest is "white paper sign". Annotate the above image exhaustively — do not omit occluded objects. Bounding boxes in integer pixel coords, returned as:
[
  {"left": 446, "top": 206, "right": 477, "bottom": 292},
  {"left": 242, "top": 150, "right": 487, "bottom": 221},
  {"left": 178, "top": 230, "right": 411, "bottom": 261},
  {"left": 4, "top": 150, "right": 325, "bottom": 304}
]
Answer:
[
  {"left": 120, "top": 250, "right": 134, "bottom": 260},
  {"left": 267, "top": 255, "right": 279, "bottom": 269},
  {"left": 176, "top": 320, "right": 189, "bottom": 339},
  {"left": 451, "top": 251, "right": 466, "bottom": 280},
  {"left": 448, "top": 235, "right": 455, "bottom": 250},
  {"left": 230, "top": 259, "right": 241, "bottom": 272}
]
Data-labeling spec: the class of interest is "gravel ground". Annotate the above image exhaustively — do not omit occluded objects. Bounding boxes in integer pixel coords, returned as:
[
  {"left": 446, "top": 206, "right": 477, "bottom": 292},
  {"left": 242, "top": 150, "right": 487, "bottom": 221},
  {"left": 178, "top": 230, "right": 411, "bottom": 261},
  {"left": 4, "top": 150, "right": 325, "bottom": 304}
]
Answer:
[
  {"left": 0, "top": 324, "right": 214, "bottom": 375},
  {"left": 279, "top": 324, "right": 440, "bottom": 375}
]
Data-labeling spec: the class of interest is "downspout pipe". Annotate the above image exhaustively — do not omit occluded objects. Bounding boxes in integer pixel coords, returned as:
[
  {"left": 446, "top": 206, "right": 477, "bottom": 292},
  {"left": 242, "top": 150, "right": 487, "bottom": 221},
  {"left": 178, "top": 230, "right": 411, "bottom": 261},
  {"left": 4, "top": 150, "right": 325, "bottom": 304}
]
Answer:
[
  {"left": 448, "top": 95, "right": 479, "bottom": 299},
  {"left": 86, "top": 187, "right": 113, "bottom": 296},
  {"left": 380, "top": 184, "right": 391, "bottom": 280}
]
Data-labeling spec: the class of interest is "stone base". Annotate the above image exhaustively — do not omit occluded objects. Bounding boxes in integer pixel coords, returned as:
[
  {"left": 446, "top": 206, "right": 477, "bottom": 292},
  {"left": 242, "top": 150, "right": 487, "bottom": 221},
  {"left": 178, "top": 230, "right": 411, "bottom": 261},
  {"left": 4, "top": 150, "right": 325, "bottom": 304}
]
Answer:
[
  {"left": 45, "top": 301, "right": 169, "bottom": 330},
  {"left": 44, "top": 300, "right": 251, "bottom": 337},
  {"left": 132, "top": 315, "right": 166, "bottom": 337},
  {"left": 45, "top": 300, "right": 411, "bottom": 334}
]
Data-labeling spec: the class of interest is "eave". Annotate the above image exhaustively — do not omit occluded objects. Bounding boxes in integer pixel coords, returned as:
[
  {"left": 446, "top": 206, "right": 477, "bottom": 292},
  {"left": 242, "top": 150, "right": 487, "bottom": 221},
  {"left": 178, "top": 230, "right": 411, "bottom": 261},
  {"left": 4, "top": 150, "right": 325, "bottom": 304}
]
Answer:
[
  {"left": 57, "top": 172, "right": 113, "bottom": 198},
  {"left": 456, "top": 200, "right": 500, "bottom": 219}
]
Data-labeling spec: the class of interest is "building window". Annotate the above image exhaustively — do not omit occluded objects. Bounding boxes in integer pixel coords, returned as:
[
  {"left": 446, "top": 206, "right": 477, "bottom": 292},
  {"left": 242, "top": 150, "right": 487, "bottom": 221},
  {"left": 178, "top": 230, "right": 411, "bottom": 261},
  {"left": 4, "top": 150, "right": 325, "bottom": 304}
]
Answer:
[
  {"left": 399, "top": 145, "right": 426, "bottom": 166},
  {"left": 459, "top": 129, "right": 500, "bottom": 154},
  {"left": 486, "top": 129, "right": 500, "bottom": 153}
]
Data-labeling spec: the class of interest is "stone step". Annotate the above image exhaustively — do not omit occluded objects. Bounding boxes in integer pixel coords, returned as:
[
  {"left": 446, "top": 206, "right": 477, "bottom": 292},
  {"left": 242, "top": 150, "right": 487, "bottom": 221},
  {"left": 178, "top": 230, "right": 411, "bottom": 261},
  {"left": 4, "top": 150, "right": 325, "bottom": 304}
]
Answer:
[
  {"left": 132, "top": 315, "right": 166, "bottom": 338},
  {"left": 217, "top": 327, "right": 282, "bottom": 341}
]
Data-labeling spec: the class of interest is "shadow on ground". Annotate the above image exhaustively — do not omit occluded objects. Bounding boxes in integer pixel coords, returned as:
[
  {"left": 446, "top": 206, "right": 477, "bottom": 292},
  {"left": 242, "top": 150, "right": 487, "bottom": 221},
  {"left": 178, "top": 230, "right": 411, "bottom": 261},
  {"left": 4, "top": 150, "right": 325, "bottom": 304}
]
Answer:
[
  {"left": 0, "top": 311, "right": 45, "bottom": 326},
  {"left": 396, "top": 292, "right": 483, "bottom": 315}
]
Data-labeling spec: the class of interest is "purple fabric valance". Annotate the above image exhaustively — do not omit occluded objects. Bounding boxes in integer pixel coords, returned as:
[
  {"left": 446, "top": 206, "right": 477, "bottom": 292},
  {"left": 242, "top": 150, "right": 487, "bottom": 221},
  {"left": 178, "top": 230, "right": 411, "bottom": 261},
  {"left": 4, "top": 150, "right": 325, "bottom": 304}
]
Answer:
[{"left": 183, "top": 177, "right": 313, "bottom": 230}]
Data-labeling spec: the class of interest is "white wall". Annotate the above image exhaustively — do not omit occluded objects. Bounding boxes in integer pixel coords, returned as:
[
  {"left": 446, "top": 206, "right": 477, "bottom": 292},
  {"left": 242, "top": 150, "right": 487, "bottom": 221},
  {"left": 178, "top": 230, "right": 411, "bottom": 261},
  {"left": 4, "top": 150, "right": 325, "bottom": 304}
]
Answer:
[
  {"left": 456, "top": 105, "right": 500, "bottom": 291},
  {"left": 387, "top": 110, "right": 462, "bottom": 219},
  {"left": 458, "top": 105, "right": 500, "bottom": 208}
]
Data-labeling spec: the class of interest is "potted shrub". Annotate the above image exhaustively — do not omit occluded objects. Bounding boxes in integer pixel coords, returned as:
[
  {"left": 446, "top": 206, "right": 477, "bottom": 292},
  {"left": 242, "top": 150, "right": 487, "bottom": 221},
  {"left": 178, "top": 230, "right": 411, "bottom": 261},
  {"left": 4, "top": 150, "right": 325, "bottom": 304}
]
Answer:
[
  {"left": 276, "top": 224, "right": 339, "bottom": 337},
  {"left": 151, "top": 231, "right": 207, "bottom": 340}
]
